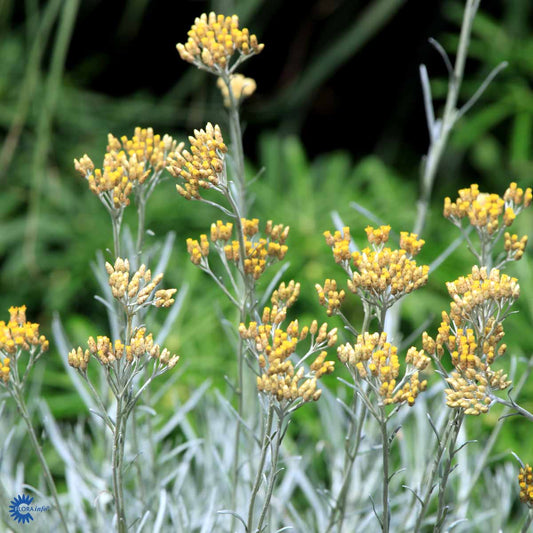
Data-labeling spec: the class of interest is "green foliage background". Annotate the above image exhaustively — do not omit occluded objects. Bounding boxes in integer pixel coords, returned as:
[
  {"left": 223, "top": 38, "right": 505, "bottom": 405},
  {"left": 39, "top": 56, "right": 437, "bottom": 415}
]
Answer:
[{"left": 0, "top": 0, "right": 532, "bottom": 488}]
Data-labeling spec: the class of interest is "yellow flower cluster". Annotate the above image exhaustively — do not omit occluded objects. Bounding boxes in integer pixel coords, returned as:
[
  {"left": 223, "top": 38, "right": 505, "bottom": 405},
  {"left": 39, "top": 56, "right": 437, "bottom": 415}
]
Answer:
[
  {"left": 444, "top": 368, "right": 511, "bottom": 415},
  {"left": 519, "top": 464, "right": 533, "bottom": 507},
  {"left": 177, "top": 12, "right": 264, "bottom": 72},
  {"left": 1, "top": 357, "right": 9, "bottom": 384},
  {"left": 423, "top": 266, "right": 518, "bottom": 415},
  {"left": 0, "top": 306, "right": 48, "bottom": 355},
  {"left": 69, "top": 328, "right": 179, "bottom": 371},
  {"left": 315, "top": 279, "right": 346, "bottom": 316},
  {"left": 0, "top": 306, "right": 49, "bottom": 385},
  {"left": 188, "top": 219, "right": 289, "bottom": 280},
  {"left": 399, "top": 231, "right": 425, "bottom": 257},
  {"left": 239, "top": 282, "right": 336, "bottom": 407},
  {"left": 186, "top": 235, "right": 210, "bottom": 265},
  {"left": 75, "top": 127, "right": 181, "bottom": 209},
  {"left": 105, "top": 258, "right": 176, "bottom": 308},
  {"left": 210, "top": 220, "right": 233, "bottom": 242},
  {"left": 217, "top": 74, "right": 257, "bottom": 107},
  {"left": 504, "top": 232, "right": 528, "bottom": 261},
  {"left": 444, "top": 183, "right": 531, "bottom": 261},
  {"left": 337, "top": 332, "right": 429, "bottom": 407},
  {"left": 324, "top": 226, "right": 429, "bottom": 310},
  {"left": 324, "top": 226, "right": 352, "bottom": 265},
  {"left": 168, "top": 123, "right": 227, "bottom": 200},
  {"left": 445, "top": 266, "right": 519, "bottom": 327}
]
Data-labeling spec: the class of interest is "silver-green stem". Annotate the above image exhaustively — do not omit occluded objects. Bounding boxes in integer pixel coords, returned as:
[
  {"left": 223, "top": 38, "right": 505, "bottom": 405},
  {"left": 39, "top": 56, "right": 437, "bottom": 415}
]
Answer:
[
  {"left": 411, "top": 410, "right": 456, "bottom": 533},
  {"left": 325, "top": 391, "right": 366, "bottom": 533},
  {"left": 111, "top": 212, "right": 122, "bottom": 259},
  {"left": 435, "top": 411, "right": 464, "bottom": 531},
  {"left": 10, "top": 384, "right": 70, "bottom": 533},
  {"left": 224, "top": 75, "right": 247, "bottom": 217},
  {"left": 413, "top": 0, "right": 480, "bottom": 236},
  {"left": 255, "top": 411, "right": 284, "bottom": 533},
  {"left": 246, "top": 406, "right": 274, "bottom": 530},
  {"left": 112, "top": 395, "right": 127, "bottom": 533},
  {"left": 379, "top": 408, "right": 390, "bottom": 533},
  {"left": 522, "top": 510, "right": 533, "bottom": 533},
  {"left": 136, "top": 199, "right": 146, "bottom": 259}
]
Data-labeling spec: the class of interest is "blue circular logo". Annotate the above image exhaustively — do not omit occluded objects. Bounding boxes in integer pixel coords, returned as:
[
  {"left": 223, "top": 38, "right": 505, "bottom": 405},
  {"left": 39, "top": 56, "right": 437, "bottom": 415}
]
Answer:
[{"left": 9, "top": 494, "right": 34, "bottom": 524}]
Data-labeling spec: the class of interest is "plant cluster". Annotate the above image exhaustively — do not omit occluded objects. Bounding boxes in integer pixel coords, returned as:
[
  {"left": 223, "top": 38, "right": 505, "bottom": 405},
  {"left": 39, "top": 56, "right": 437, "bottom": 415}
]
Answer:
[{"left": 1, "top": 4, "right": 533, "bottom": 533}]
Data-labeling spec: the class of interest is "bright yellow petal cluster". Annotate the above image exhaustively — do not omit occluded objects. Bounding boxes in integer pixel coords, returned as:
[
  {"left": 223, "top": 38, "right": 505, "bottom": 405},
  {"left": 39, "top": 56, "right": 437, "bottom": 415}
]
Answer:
[
  {"left": 324, "top": 227, "right": 351, "bottom": 264},
  {"left": 423, "top": 266, "right": 518, "bottom": 416},
  {"left": 1, "top": 357, "right": 10, "bottom": 384},
  {"left": 186, "top": 235, "right": 210, "bottom": 265},
  {"left": 399, "top": 231, "right": 425, "bottom": 257},
  {"left": 445, "top": 266, "right": 519, "bottom": 326},
  {"left": 519, "top": 464, "right": 533, "bottom": 507},
  {"left": 210, "top": 220, "right": 233, "bottom": 242},
  {"left": 190, "top": 219, "right": 289, "bottom": 280},
  {"left": 105, "top": 258, "right": 176, "bottom": 308},
  {"left": 504, "top": 232, "right": 528, "bottom": 261},
  {"left": 0, "top": 306, "right": 48, "bottom": 386},
  {"left": 0, "top": 306, "right": 49, "bottom": 356},
  {"left": 315, "top": 279, "right": 345, "bottom": 316},
  {"left": 337, "top": 332, "right": 429, "bottom": 407},
  {"left": 444, "top": 368, "right": 510, "bottom": 415},
  {"left": 168, "top": 123, "right": 227, "bottom": 200},
  {"left": 364, "top": 225, "right": 391, "bottom": 246},
  {"left": 177, "top": 12, "right": 264, "bottom": 72},
  {"left": 239, "top": 282, "right": 336, "bottom": 408},
  {"left": 324, "top": 226, "right": 429, "bottom": 310},
  {"left": 217, "top": 74, "right": 257, "bottom": 107},
  {"left": 349, "top": 247, "right": 429, "bottom": 307},
  {"left": 444, "top": 182, "right": 531, "bottom": 235},
  {"left": 69, "top": 328, "right": 179, "bottom": 370},
  {"left": 75, "top": 127, "right": 181, "bottom": 209}
]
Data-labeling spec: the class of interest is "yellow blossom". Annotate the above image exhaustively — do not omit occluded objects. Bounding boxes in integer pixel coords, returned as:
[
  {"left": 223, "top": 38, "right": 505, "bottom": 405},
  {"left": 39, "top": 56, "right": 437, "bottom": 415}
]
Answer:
[
  {"left": 337, "top": 332, "right": 429, "bottom": 407},
  {"left": 75, "top": 127, "right": 181, "bottom": 210},
  {"left": 168, "top": 123, "right": 227, "bottom": 200},
  {"left": 69, "top": 328, "right": 179, "bottom": 370},
  {"left": 105, "top": 258, "right": 176, "bottom": 308},
  {"left": 519, "top": 464, "right": 533, "bottom": 507},
  {"left": 177, "top": 12, "right": 264, "bottom": 73},
  {"left": 240, "top": 282, "right": 336, "bottom": 408}
]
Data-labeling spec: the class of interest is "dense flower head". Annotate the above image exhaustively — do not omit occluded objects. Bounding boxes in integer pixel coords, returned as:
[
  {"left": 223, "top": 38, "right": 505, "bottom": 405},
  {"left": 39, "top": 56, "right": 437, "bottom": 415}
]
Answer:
[
  {"left": 324, "top": 225, "right": 430, "bottom": 310},
  {"left": 444, "top": 367, "right": 510, "bottom": 415},
  {"left": 503, "top": 231, "right": 528, "bottom": 261},
  {"left": 337, "top": 332, "right": 429, "bottom": 407},
  {"left": 68, "top": 328, "right": 179, "bottom": 371},
  {"left": 168, "top": 123, "right": 227, "bottom": 200},
  {"left": 423, "top": 265, "right": 519, "bottom": 416},
  {"left": 324, "top": 226, "right": 351, "bottom": 264},
  {"left": 519, "top": 464, "right": 533, "bottom": 507},
  {"left": 105, "top": 258, "right": 176, "bottom": 309},
  {"left": 189, "top": 218, "right": 289, "bottom": 280},
  {"left": 0, "top": 306, "right": 49, "bottom": 385},
  {"left": 315, "top": 279, "right": 346, "bottom": 316},
  {"left": 349, "top": 247, "right": 429, "bottom": 308},
  {"left": 75, "top": 127, "right": 181, "bottom": 210},
  {"left": 445, "top": 266, "right": 519, "bottom": 326},
  {"left": 0, "top": 306, "right": 48, "bottom": 356},
  {"left": 444, "top": 182, "right": 531, "bottom": 235},
  {"left": 217, "top": 74, "right": 257, "bottom": 107},
  {"left": 399, "top": 232, "right": 425, "bottom": 257},
  {"left": 177, "top": 12, "right": 264, "bottom": 73},
  {"left": 239, "top": 282, "right": 336, "bottom": 409}
]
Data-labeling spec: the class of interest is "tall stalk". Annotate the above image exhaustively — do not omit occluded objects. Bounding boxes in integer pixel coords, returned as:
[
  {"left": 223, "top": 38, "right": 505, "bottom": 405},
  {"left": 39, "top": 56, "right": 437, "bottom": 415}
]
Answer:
[{"left": 8, "top": 356, "right": 69, "bottom": 533}]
